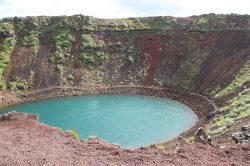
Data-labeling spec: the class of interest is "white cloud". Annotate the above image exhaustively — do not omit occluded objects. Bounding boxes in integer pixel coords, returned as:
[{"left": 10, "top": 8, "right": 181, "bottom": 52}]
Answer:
[
  {"left": 0, "top": 0, "right": 138, "bottom": 18},
  {"left": 0, "top": 0, "right": 250, "bottom": 19}
]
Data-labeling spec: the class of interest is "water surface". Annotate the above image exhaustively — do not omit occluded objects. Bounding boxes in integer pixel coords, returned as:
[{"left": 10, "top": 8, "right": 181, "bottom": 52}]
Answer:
[{"left": 0, "top": 95, "right": 198, "bottom": 147}]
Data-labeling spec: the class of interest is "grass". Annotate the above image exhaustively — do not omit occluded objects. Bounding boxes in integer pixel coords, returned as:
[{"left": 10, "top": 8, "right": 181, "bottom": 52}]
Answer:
[
  {"left": 211, "top": 88, "right": 250, "bottom": 132},
  {"left": 114, "top": 16, "right": 176, "bottom": 31},
  {"left": 214, "top": 60, "right": 250, "bottom": 98}
]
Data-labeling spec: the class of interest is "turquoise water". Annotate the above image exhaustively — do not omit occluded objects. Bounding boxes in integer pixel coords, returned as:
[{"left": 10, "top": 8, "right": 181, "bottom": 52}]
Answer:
[{"left": 0, "top": 95, "right": 198, "bottom": 148}]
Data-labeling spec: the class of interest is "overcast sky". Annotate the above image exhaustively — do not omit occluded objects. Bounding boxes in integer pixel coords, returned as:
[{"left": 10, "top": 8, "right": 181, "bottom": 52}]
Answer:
[{"left": 0, "top": 0, "right": 250, "bottom": 19}]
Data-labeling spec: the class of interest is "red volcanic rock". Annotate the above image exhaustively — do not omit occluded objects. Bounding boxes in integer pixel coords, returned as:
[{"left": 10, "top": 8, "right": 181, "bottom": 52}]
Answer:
[
  {"left": 0, "top": 113, "right": 249, "bottom": 166},
  {"left": 0, "top": 111, "right": 38, "bottom": 121}
]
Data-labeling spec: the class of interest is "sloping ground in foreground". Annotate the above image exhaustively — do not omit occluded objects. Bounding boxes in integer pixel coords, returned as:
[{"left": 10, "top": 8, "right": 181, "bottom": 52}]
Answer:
[{"left": 0, "top": 114, "right": 249, "bottom": 166}]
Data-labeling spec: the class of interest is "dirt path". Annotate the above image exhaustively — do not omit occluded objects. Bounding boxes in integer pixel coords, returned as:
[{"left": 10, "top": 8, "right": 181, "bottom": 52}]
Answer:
[{"left": 0, "top": 113, "right": 249, "bottom": 166}]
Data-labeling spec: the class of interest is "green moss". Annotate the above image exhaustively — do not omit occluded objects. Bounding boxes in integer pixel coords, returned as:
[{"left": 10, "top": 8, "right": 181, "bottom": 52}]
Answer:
[
  {"left": 215, "top": 60, "right": 250, "bottom": 98},
  {"left": 66, "top": 129, "right": 80, "bottom": 140}
]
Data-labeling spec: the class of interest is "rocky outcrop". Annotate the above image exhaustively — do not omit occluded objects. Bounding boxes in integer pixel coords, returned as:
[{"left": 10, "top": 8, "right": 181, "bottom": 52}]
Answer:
[
  {"left": 0, "top": 111, "right": 38, "bottom": 121},
  {"left": 232, "top": 125, "right": 250, "bottom": 144}
]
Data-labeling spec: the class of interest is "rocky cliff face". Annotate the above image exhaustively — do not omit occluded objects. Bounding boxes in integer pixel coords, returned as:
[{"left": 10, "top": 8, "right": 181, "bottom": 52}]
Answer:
[
  {"left": 0, "top": 14, "right": 249, "bottom": 91},
  {"left": 0, "top": 14, "right": 249, "bottom": 133}
]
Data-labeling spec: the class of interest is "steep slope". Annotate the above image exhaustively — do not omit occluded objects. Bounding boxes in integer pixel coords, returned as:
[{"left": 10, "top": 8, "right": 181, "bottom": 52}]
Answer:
[
  {"left": 0, "top": 14, "right": 248, "bottom": 91},
  {"left": 0, "top": 13, "right": 249, "bottom": 142}
]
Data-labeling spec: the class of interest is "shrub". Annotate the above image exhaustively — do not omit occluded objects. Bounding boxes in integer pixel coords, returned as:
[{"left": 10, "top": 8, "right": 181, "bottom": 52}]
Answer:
[
  {"left": 8, "top": 81, "right": 26, "bottom": 91},
  {"left": 80, "top": 51, "right": 107, "bottom": 66},
  {"left": 66, "top": 74, "right": 74, "bottom": 81},
  {"left": 50, "top": 30, "right": 75, "bottom": 81},
  {"left": 81, "top": 33, "right": 96, "bottom": 48},
  {"left": 52, "top": 30, "right": 75, "bottom": 49},
  {"left": 0, "top": 22, "right": 15, "bottom": 37},
  {"left": 0, "top": 81, "right": 6, "bottom": 90},
  {"left": 51, "top": 48, "right": 65, "bottom": 65},
  {"left": 0, "top": 37, "right": 16, "bottom": 90},
  {"left": 19, "top": 31, "right": 39, "bottom": 46}
]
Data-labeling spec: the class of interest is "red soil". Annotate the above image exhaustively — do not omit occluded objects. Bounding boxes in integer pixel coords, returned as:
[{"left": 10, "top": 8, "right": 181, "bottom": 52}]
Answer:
[
  {"left": 136, "top": 35, "right": 164, "bottom": 86},
  {"left": 0, "top": 113, "right": 249, "bottom": 166}
]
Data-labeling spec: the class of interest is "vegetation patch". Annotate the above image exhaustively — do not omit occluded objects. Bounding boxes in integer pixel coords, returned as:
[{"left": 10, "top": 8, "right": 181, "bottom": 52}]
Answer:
[
  {"left": 81, "top": 69, "right": 104, "bottom": 85},
  {"left": 50, "top": 30, "right": 75, "bottom": 81},
  {"left": 214, "top": 60, "right": 250, "bottom": 98},
  {"left": 101, "top": 16, "right": 177, "bottom": 32},
  {"left": 66, "top": 129, "right": 80, "bottom": 140},
  {"left": 65, "top": 74, "right": 74, "bottom": 84},
  {"left": 180, "top": 58, "right": 203, "bottom": 89},
  {"left": 0, "top": 22, "right": 15, "bottom": 37},
  {"left": 186, "top": 136, "right": 196, "bottom": 144},
  {"left": 8, "top": 80, "right": 27, "bottom": 91},
  {"left": 18, "top": 30, "right": 39, "bottom": 55},
  {"left": 156, "top": 144, "right": 166, "bottom": 152},
  {"left": 0, "top": 37, "right": 16, "bottom": 90},
  {"left": 211, "top": 88, "right": 250, "bottom": 133},
  {"left": 80, "top": 33, "right": 107, "bottom": 67}
]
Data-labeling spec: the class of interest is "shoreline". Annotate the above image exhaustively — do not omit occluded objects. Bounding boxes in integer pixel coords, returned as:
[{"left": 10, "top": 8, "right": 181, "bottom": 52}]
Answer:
[{"left": 0, "top": 85, "right": 217, "bottom": 147}]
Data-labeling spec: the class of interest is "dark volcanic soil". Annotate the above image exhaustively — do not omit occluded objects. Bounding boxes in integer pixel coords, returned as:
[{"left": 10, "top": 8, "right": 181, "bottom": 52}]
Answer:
[{"left": 0, "top": 113, "right": 249, "bottom": 166}]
